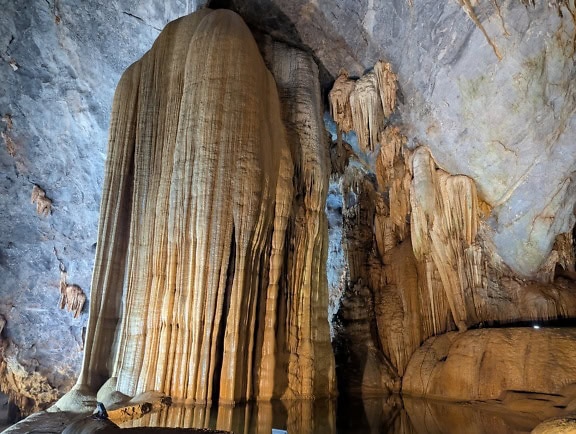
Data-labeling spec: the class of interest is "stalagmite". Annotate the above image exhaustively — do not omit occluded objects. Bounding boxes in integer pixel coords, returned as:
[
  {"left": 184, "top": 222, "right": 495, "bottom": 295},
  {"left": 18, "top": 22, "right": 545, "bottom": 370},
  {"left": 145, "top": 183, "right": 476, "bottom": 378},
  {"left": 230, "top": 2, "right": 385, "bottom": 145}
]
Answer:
[{"left": 62, "top": 8, "right": 335, "bottom": 409}]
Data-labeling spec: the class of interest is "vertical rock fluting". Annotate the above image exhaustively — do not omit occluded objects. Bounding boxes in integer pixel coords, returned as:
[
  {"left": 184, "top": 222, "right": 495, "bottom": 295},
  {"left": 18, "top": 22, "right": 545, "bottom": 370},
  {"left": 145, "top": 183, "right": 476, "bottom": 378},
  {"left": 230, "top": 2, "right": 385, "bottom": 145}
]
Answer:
[
  {"left": 330, "top": 60, "right": 397, "bottom": 153},
  {"left": 258, "top": 40, "right": 336, "bottom": 400},
  {"left": 410, "top": 146, "right": 481, "bottom": 331},
  {"left": 71, "top": 9, "right": 335, "bottom": 407}
]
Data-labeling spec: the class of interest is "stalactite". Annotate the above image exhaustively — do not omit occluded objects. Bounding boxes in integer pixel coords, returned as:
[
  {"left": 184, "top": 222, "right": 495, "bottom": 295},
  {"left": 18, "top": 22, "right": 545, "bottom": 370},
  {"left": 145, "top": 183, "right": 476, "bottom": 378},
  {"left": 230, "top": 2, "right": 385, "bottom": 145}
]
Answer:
[
  {"left": 59, "top": 270, "right": 86, "bottom": 319},
  {"left": 373, "top": 60, "right": 397, "bottom": 119},
  {"left": 328, "top": 70, "right": 355, "bottom": 135},
  {"left": 349, "top": 72, "right": 383, "bottom": 153},
  {"left": 538, "top": 232, "right": 576, "bottom": 282},
  {"left": 60, "top": 8, "right": 335, "bottom": 410},
  {"left": 264, "top": 40, "right": 336, "bottom": 400},
  {"left": 375, "top": 127, "right": 410, "bottom": 244},
  {"left": 331, "top": 90, "right": 576, "bottom": 394},
  {"left": 410, "top": 146, "right": 481, "bottom": 331},
  {"left": 328, "top": 61, "right": 398, "bottom": 154},
  {"left": 327, "top": 50, "right": 576, "bottom": 398}
]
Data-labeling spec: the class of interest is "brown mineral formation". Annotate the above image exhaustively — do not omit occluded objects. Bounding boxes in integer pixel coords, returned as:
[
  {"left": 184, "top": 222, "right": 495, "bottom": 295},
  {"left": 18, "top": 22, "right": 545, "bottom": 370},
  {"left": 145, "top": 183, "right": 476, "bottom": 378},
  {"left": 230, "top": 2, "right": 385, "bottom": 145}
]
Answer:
[
  {"left": 121, "top": 400, "right": 335, "bottom": 434},
  {"left": 31, "top": 185, "right": 52, "bottom": 216},
  {"left": 59, "top": 270, "right": 86, "bottom": 319},
  {"left": 330, "top": 61, "right": 576, "bottom": 399},
  {"left": 328, "top": 71, "right": 355, "bottom": 135},
  {"left": 403, "top": 328, "right": 576, "bottom": 401},
  {"left": 328, "top": 61, "right": 397, "bottom": 151},
  {"left": 61, "top": 8, "right": 335, "bottom": 409}
]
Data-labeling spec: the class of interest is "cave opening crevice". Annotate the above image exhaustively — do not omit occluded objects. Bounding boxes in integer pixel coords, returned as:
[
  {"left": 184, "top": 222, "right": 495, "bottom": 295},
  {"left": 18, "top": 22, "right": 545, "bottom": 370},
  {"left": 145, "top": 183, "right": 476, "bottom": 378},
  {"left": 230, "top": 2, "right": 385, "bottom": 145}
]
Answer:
[
  {"left": 210, "top": 225, "right": 236, "bottom": 403},
  {"left": 468, "top": 317, "right": 576, "bottom": 330}
]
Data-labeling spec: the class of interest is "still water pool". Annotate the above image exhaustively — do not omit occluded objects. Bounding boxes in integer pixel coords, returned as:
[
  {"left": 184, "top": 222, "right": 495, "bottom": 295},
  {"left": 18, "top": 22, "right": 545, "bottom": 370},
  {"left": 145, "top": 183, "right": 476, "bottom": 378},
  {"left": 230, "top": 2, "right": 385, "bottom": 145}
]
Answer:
[{"left": 118, "top": 395, "right": 552, "bottom": 433}]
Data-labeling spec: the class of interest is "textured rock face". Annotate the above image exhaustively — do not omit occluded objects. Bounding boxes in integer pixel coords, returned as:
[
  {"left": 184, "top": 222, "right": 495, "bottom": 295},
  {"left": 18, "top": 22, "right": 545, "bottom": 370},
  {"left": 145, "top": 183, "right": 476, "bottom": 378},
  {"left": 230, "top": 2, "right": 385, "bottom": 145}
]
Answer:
[
  {"left": 227, "top": 0, "right": 576, "bottom": 278},
  {"left": 0, "top": 0, "right": 195, "bottom": 413},
  {"left": 403, "top": 328, "right": 576, "bottom": 401},
  {"left": 1, "top": 0, "right": 575, "bottom": 420},
  {"left": 328, "top": 59, "right": 576, "bottom": 397},
  {"left": 72, "top": 9, "right": 335, "bottom": 406}
]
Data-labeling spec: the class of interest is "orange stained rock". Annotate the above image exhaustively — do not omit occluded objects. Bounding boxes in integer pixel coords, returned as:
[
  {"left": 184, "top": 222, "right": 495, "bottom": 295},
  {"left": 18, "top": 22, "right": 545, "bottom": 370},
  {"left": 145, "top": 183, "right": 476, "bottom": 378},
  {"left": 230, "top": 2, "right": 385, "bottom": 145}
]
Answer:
[
  {"left": 350, "top": 72, "right": 383, "bottom": 153},
  {"left": 328, "top": 71, "right": 355, "bottom": 134},
  {"left": 374, "top": 60, "right": 397, "bottom": 118},
  {"left": 403, "top": 328, "right": 576, "bottom": 401},
  {"left": 328, "top": 61, "right": 397, "bottom": 152},
  {"left": 76, "top": 8, "right": 335, "bottom": 407}
]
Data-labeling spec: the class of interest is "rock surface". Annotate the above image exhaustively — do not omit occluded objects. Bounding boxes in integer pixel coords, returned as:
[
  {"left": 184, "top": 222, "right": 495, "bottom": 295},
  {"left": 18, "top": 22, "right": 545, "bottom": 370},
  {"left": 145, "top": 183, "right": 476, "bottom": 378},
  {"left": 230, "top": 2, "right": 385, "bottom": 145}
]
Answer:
[
  {"left": 403, "top": 328, "right": 576, "bottom": 401},
  {"left": 328, "top": 63, "right": 576, "bottom": 397},
  {"left": 0, "top": 0, "right": 575, "bottom": 421},
  {"left": 224, "top": 0, "right": 576, "bottom": 277},
  {"left": 71, "top": 8, "right": 335, "bottom": 407},
  {"left": 532, "top": 417, "right": 576, "bottom": 434},
  {"left": 0, "top": 0, "right": 196, "bottom": 413}
]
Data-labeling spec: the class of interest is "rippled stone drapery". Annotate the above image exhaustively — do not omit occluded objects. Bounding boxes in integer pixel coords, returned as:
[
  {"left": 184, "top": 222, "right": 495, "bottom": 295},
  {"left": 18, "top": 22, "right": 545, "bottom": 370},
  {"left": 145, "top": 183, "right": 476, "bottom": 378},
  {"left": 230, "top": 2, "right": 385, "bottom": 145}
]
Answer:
[{"left": 75, "top": 9, "right": 335, "bottom": 406}]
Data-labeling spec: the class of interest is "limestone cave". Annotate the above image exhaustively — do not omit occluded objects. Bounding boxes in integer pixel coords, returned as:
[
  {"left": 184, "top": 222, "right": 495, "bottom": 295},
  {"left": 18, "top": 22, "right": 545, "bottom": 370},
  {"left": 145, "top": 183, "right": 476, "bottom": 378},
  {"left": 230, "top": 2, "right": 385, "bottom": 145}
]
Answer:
[{"left": 0, "top": 0, "right": 575, "bottom": 433}]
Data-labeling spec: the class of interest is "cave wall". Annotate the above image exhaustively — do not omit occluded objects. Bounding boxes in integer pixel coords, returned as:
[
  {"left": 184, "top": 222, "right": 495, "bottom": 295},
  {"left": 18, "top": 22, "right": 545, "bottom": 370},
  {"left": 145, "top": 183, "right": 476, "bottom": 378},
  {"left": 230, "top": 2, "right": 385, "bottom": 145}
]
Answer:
[
  {"left": 0, "top": 0, "right": 201, "bottom": 413},
  {"left": 328, "top": 64, "right": 576, "bottom": 396},
  {"left": 227, "top": 0, "right": 576, "bottom": 277},
  {"left": 0, "top": 0, "right": 575, "bottom": 415}
]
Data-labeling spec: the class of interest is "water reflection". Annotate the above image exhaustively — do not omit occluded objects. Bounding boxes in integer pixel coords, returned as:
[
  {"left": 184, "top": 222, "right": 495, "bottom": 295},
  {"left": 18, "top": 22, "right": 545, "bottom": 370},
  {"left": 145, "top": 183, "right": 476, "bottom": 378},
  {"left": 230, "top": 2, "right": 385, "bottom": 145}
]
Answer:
[
  {"left": 119, "top": 399, "right": 335, "bottom": 433},
  {"left": 119, "top": 395, "right": 557, "bottom": 433}
]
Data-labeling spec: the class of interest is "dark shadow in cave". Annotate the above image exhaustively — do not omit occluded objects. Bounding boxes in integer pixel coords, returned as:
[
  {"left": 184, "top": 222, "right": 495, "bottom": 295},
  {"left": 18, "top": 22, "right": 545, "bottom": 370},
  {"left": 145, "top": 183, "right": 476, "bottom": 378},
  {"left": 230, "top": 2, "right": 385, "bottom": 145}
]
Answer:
[
  {"left": 469, "top": 317, "right": 576, "bottom": 330},
  {"left": 210, "top": 226, "right": 236, "bottom": 402}
]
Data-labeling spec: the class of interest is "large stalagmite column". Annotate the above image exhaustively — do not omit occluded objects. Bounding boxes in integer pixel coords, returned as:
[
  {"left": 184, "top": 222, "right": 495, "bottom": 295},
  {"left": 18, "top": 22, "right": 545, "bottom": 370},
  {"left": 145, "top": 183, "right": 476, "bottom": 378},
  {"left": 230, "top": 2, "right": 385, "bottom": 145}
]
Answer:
[{"left": 68, "top": 9, "right": 335, "bottom": 407}]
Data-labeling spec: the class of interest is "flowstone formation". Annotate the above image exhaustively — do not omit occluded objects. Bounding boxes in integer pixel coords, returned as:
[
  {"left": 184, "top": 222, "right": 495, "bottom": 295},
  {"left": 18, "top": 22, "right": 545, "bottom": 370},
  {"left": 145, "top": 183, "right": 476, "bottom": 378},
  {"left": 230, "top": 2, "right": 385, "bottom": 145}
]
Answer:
[
  {"left": 328, "top": 50, "right": 576, "bottom": 400},
  {"left": 58, "top": 8, "right": 335, "bottom": 409}
]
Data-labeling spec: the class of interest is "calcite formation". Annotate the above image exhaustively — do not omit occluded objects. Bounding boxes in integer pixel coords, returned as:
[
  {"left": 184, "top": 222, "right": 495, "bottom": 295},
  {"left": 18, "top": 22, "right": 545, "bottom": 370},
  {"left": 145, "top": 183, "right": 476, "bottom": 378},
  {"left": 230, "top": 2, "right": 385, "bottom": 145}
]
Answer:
[
  {"left": 30, "top": 185, "right": 52, "bottom": 216},
  {"left": 403, "top": 328, "right": 576, "bottom": 401},
  {"left": 121, "top": 400, "right": 335, "bottom": 434},
  {"left": 330, "top": 61, "right": 576, "bottom": 397},
  {"left": 329, "top": 60, "right": 397, "bottom": 153},
  {"left": 69, "top": 8, "right": 335, "bottom": 408},
  {"left": 58, "top": 270, "right": 86, "bottom": 319}
]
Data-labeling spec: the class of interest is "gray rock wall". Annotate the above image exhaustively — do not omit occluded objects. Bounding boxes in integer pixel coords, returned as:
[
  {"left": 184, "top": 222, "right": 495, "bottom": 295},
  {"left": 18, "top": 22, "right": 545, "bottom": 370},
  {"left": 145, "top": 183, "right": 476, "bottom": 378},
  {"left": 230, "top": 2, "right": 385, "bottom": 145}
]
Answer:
[
  {"left": 229, "top": 0, "right": 576, "bottom": 276},
  {"left": 0, "top": 0, "right": 196, "bottom": 410}
]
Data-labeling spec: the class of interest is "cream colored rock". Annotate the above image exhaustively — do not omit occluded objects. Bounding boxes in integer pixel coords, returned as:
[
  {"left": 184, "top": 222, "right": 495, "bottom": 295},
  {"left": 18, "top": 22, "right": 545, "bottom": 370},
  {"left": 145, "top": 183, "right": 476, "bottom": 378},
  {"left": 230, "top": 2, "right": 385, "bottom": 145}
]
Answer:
[
  {"left": 71, "top": 8, "right": 334, "bottom": 408},
  {"left": 532, "top": 417, "right": 576, "bottom": 434},
  {"left": 328, "top": 60, "right": 397, "bottom": 152},
  {"left": 332, "top": 109, "right": 576, "bottom": 398},
  {"left": 328, "top": 71, "right": 355, "bottom": 134}
]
